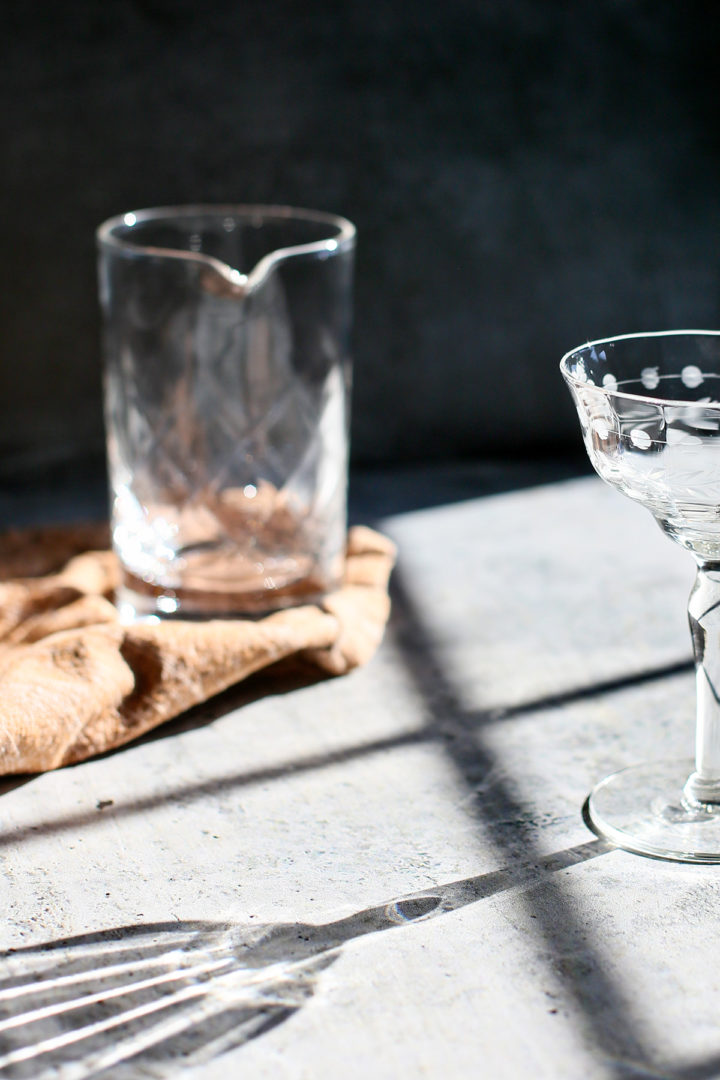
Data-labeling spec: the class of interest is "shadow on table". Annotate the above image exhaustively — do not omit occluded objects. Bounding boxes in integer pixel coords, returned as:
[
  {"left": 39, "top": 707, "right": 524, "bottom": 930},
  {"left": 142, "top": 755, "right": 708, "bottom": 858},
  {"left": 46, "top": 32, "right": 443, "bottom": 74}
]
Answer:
[
  {"left": 348, "top": 457, "right": 589, "bottom": 523},
  {"left": 0, "top": 839, "right": 606, "bottom": 1078},
  {"left": 0, "top": 455, "right": 590, "bottom": 533},
  {"left": 0, "top": 455, "right": 702, "bottom": 1078},
  {"left": 386, "top": 561, "right": 720, "bottom": 1080},
  {"left": 0, "top": 663, "right": 336, "bottom": 809}
]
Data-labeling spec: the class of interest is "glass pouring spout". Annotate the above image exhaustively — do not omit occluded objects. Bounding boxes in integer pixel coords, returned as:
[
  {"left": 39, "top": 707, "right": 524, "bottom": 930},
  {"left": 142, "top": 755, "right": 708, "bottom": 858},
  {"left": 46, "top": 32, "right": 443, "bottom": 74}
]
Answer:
[
  {"left": 97, "top": 205, "right": 356, "bottom": 619},
  {"left": 97, "top": 204, "right": 356, "bottom": 300}
]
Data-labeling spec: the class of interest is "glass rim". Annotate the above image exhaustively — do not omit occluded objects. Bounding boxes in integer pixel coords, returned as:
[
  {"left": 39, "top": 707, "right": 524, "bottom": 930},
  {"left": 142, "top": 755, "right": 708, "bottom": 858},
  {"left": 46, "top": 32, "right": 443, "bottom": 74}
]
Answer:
[
  {"left": 560, "top": 329, "right": 720, "bottom": 409},
  {"left": 96, "top": 203, "right": 356, "bottom": 290}
]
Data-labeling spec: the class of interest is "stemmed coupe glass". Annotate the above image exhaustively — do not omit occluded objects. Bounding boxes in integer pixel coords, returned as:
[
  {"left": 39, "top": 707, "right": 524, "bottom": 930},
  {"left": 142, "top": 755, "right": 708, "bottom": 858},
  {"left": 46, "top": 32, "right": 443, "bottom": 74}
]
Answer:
[{"left": 561, "top": 330, "right": 720, "bottom": 862}]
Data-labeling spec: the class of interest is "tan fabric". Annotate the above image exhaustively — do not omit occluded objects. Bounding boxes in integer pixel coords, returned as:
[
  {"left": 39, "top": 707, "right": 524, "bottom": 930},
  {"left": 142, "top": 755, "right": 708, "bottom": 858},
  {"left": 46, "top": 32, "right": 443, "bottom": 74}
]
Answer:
[{"left": 0, "top": 525, "right": 396, "bottom": 774}]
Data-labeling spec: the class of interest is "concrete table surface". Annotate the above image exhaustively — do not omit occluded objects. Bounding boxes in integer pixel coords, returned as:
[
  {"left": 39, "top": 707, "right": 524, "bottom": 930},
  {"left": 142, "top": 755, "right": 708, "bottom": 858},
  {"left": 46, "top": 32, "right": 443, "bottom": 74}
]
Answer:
[{"left": 0, "top": 466, "right": 716, "bottom": 1079}]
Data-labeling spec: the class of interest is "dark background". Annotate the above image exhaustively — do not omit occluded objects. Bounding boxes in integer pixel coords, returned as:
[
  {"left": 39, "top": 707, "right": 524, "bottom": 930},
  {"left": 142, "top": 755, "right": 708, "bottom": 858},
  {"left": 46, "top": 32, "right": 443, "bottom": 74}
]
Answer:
[{"left": 2, "top": 0, "right": 719, "bottom": 483}]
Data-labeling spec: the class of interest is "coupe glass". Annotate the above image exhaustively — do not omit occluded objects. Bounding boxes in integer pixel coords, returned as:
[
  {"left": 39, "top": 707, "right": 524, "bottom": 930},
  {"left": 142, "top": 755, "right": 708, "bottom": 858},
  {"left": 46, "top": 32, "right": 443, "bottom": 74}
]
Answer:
[{"left": 561, "top": 329, "right": 720, "bottom": 862}]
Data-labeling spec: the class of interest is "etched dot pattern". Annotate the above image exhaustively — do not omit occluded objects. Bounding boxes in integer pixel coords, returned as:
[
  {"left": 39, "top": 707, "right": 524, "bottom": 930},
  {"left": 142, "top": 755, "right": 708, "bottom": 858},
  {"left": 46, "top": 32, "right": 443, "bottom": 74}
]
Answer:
[
  {"left": 682, "top": 365, "right": 704, "bottom": 389},
  {"left": 630, "top": 428, "right": 652, "bottom": 450},
  {"left": 562, "top": 338, "right": 720, "bottom": 540}
]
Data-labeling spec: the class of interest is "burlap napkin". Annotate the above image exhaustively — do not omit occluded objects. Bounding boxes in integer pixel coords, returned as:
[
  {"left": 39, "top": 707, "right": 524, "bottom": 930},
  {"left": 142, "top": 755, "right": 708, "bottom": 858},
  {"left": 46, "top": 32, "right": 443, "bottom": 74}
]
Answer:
[{"left": 0, "top": 524, "right": 396, "bottom": 775}]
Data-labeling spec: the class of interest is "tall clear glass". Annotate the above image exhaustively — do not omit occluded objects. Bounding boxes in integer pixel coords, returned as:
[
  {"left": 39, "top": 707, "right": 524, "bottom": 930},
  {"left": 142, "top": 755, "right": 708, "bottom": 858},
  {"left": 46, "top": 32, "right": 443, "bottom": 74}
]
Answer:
[
  {"left": 97, "top": 205, "right": 355, "bottom": 618},
  {"left": 561, "top": 329, "right": 720, "bottom": 862}
]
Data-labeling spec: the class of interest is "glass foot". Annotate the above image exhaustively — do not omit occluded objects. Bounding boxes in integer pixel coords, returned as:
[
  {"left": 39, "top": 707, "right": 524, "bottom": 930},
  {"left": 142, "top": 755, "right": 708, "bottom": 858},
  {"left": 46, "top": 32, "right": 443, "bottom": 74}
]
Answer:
[{"left": 587, "top": 758, "right": 720, "bottom": 863}]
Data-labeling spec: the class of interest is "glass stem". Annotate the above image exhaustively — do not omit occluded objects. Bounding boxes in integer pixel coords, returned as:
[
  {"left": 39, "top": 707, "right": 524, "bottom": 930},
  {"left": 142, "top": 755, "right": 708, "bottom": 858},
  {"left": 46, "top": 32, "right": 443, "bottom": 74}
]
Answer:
[{"left": 685, "top": 563, "right": 720, "bottom": 805}]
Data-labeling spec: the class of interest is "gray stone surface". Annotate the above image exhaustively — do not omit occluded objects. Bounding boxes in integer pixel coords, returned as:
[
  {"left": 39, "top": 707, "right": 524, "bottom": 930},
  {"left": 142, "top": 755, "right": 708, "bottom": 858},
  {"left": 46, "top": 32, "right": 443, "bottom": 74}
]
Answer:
[{"left": 0, "top": 472, "right": 717, "bottom": 1078}]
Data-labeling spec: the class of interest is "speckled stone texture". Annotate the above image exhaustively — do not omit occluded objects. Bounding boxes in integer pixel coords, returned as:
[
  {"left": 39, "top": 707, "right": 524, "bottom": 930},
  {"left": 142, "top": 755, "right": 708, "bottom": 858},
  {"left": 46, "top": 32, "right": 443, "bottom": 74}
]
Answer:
[{"left": 0, "top": 470, "right": 716, "bottom": 1079}]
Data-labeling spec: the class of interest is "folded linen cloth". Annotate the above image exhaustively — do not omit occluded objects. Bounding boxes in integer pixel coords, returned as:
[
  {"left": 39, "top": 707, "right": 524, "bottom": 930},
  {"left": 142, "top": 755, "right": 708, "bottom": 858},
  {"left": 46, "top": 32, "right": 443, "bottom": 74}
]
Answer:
[{"left": 0, "top": 524, "right": 396, "bottom": 774}]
